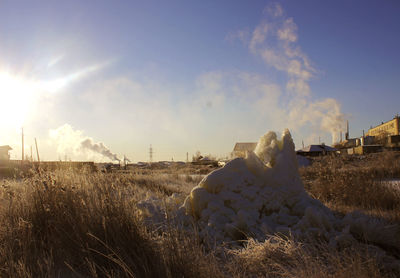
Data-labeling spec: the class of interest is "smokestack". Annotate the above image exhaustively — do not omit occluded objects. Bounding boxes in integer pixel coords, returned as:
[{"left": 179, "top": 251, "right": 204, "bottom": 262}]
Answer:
[
  {"left": 340, "top": 131, "right": 342, "bottom": 142},
  {"left": 345, "top": 120, "right": 349, "bottom": 140}
]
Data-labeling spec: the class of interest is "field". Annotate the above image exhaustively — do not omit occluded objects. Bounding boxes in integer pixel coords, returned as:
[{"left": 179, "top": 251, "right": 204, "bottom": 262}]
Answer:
[{"left": 0, "top": 152, "right": 400, "bottom": 277}]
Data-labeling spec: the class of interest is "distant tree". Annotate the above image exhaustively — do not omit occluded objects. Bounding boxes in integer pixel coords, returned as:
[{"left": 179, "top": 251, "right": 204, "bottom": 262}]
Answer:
[
  {"left": 204, "top": 154, "right": 217, "bottom": 161},
  {"left": 192, "top": 151, "right": 203, "bottom": 162}
]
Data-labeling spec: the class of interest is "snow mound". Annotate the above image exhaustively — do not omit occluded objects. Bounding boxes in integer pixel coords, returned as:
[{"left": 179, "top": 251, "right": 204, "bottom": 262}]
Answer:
[{"left": 181, "top": 129, "right": 336, "bottom": 241}]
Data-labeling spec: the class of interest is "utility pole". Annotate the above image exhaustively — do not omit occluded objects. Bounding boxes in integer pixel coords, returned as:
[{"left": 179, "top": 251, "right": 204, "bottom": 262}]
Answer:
[
  {"left": 35, "top": 138, "right": 40, "bottom": 163},
  {"left": 149, "top": 144, "right": 153, "bottom": 163},
  {"left": 21, "top": 128, "right": 24, "bottom": 164}
]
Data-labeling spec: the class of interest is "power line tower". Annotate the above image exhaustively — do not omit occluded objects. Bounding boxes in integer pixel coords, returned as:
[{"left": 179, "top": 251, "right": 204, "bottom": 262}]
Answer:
[{"left": 149, "top": 144, "right": 153, "bottom": 163}]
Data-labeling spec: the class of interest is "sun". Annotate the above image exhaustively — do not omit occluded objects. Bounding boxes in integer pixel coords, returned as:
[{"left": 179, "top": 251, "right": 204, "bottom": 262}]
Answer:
[
  {"left": 0, "top": 63, "right": 103, "bottom": 130},
  {"left": 0, "top": 72, "right": 36, "bottom": 128}
]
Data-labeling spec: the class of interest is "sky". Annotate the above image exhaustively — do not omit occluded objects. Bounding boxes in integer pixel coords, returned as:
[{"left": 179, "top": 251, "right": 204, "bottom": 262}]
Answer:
[{"left": 0, "top": 0, "right": 399, "bottom": 162}]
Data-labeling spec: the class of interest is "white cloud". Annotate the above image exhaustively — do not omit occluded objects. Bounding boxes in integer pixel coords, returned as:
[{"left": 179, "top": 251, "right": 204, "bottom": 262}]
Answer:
[
  {"left": 277, "top": 18, "right": 298, "bottom": 43},
  {"left": 265, "top": 2, "right": 284, "bottom": 18},
  {"left": 41, "top": 61, "right": 109, "bottom": 93},
  {"left": 244, "top": 3, "right": 346, "bottom": 143},
  {"left": 47, "top": 55, "right": 64, "bottom": 68},
  {"left": 225, "top": 29, "right": 250, "bottom": 44},
  {"left": 250, "top": 22, "right": 269, "bottom": 53}
]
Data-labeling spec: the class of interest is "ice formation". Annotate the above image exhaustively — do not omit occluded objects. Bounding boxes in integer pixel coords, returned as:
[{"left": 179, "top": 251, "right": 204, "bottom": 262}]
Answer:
[{"left": 180, "top": 129, "right": 338, "bottom": 242}]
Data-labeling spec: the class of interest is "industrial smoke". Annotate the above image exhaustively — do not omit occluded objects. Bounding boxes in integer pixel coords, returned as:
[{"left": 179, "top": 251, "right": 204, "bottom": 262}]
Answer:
[
  {"left": 49, "top": 124, "right": 120, "bottom": 161},
  {"left": 80, "top": 138, "right": 120, "bottom": 161}
]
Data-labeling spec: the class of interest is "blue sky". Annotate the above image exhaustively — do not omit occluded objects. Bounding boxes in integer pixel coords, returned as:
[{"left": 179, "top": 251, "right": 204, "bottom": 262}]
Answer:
[{"left": 0, "top": 0, "right": 399, "bottom": 162}]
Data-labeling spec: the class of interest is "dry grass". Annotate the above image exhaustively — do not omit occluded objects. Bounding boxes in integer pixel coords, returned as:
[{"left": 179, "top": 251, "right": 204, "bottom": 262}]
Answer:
[
  {"left": 300, "top": 152, "right": 400, "bottom": 218},
  {"left": 0, "top": 169, "right": 220, "bottom": 277},
  {"left": 0, "top": 155, "right": 399, "bottom": 277},
  {"left": 231, "top": 237, "right": 389, "bottom": 278}
]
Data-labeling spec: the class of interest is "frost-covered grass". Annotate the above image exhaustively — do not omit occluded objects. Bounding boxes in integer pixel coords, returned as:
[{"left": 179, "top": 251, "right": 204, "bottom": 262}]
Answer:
[
  {"left": 301, "top": 152, "right": 400, "bottom": 222},
  {"left": 0, "top": 169, "right": 216, "bottom": 277},
  {"left": 0, "top": 161, "right": 399, "bottom": 277}
]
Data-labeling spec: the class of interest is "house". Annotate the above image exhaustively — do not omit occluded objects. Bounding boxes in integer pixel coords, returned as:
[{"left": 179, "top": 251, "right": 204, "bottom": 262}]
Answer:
[
  {"left": 0, "top": 145, "right": 12, "bottom": 161},
  {"left": 232, "top": 142, "right": 257, "bottom": 158},
  {"left": 296, "top": 144, "right": 337, "bottom": 157}
]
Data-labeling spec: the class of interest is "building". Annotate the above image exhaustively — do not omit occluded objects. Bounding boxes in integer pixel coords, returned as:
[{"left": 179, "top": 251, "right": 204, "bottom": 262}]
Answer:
[
  {"left": 367, "top": 115, "right": 400, "bottom": 137},
  {"left": 0, "top": 145, "right": 12, "bottom": 161},
  {"left": 296, "top": 144, "right": 337, "bottom": 157},
  {"left": 232, "top": 142, "right": 257, "bottom": 158},
  {"left": 349, "top": 145, "right": 383, "bottom": 155}
]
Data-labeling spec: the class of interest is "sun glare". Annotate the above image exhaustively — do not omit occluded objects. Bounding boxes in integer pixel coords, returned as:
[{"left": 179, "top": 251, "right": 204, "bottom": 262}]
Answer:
[
  {"left": 0, "top": 64, "right": 102, "bottom": 129},
  {"left": 0, "top": 72, "right": 36, "bottom": 128}
]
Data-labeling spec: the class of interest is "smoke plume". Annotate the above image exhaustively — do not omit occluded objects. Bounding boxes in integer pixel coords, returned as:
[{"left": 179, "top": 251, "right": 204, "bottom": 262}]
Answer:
[
  {"left": 80, "top": 138, "right": 120, "bottom": 161},
  {"left": 49, "top": 124, "right": 120, "bottom": 161}
]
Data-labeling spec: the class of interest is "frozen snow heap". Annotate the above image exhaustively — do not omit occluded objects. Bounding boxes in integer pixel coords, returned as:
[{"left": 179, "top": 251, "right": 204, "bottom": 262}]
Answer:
[{"left": 182, "top": 129, "right": 335, "bottom": 242}]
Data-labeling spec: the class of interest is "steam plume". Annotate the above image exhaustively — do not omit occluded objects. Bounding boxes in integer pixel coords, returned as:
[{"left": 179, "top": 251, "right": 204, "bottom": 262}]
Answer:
[
  {"left": 49, "top": 124, "right": 120, "bottom": 161},
  {"left": 81, "top": 138, "right": 120, "bottom": 161}
]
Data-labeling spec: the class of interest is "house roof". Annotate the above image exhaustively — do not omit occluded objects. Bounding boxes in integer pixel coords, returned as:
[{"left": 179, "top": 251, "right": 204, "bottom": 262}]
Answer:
[
  {"left": 200, "top": 156, "right": 212, "bottom": 161},
  {"left": 233, "top": 142, "right": 257, "bottom": 152},
  {"left": 297, "top": 144, "right": 337, "bottom": 153},
  {"left": 0, "top": 145, "right": 12, "bottom": 151}
]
